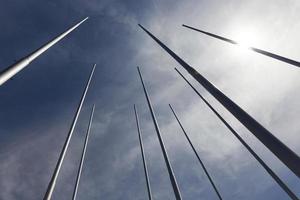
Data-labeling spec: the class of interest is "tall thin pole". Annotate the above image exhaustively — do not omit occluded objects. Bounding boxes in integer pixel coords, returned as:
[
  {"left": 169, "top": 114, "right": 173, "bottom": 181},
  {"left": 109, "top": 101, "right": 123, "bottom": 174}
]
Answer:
[
  {"left": 138, "top": 24, "right": 300, "bottom": 178},
  {"left": 43, "top": 64, "right": 96, "bottom": 200},
  {"left": 72, "top": 105, "right": 95, "bottom": 200},
  {"left": 182, "top": 24, "right": 300, "bottom": 68},
  {"left": 0, "top": 17, "right": 88, "bottom": 86},
  {"left": 137, "top": 67, "right": 182, "bottom": 200},
  {"left": 174, "top": 68, "right": 299, "bottom": 200},
  {"left": 134, "top": 105, "right": 153, "bottom": 200},
  {"left": 169, "top": 104, "right": 223, "bottom": 200}
]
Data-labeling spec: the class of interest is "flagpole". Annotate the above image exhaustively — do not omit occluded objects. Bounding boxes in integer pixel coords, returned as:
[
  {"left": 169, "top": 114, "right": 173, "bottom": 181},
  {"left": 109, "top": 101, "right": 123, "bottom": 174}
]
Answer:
[
  {"left": 137, "top": 67, "right": 182, "bottom": 200},
  {"left": 43, "top": 64, "right": 96, "bottom": 200},
  {"left": 0, "top": 17, "right": 88, "bottom": 86},
  {"left": 134, "top": 105, "right": 153, "bottom": 200},
  {"left": 169, "top": 104, "right": 223, "bottom": 200},
  {"left": 182, "top": 24, "right": 300, "bottom": 68},
  {"left": 138, "top": 24, "right": 300, "bottom": 178},
  {"left": 174, "top": 68, "right": 298, "bottom": 199},
  {"left": 72, "top": 105, "right": 95, "bottom": 200}
]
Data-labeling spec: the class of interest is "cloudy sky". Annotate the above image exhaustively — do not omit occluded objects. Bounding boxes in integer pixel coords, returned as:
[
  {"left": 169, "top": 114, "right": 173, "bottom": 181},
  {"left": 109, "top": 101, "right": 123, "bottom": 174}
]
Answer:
[{"left": 0, "top": 0, "right": 299, "bottom": 199}]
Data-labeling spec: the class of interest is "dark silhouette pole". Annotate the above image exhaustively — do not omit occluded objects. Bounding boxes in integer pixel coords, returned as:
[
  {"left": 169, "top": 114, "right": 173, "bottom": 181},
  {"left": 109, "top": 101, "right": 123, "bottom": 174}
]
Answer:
[
  {"left": 182, "top": 24, "right": 300, "bottom": 68},
  {"left": 43, "top": 64, "right": 96, "bottom": 200},
  {"left": 137, "top": 67, "right": 182, "bottom": 200},
  {"left": 134, "top": 105, "right": 153, "bottom": 200},
  {"left": 72, "top": 105, "right": 95, "bottom": 200},
  {"left": 172, "top": 70, "right": 299, "bottom": 200},
  {"left": 138, "top": 24, "right": 300, "bottom": 178},
  {"left": 169, "top": 104, "right": 223, "bottom": 200}
]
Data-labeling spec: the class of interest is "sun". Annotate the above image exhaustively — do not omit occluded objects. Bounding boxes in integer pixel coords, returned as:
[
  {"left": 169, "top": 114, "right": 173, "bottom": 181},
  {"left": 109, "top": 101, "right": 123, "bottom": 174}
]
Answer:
[
  {"left": 236, "top": 32, "right": 259, "bottom": 49},
  {"left": 230, "top": 27, "right": 261, "bottom": 56}
]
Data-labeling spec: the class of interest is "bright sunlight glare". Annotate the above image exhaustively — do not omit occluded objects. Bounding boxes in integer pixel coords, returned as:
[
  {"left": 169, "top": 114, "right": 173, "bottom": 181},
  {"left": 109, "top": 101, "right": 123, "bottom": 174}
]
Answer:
[{"left": 230, "top": 27, "right": 261, "bottom": 56}]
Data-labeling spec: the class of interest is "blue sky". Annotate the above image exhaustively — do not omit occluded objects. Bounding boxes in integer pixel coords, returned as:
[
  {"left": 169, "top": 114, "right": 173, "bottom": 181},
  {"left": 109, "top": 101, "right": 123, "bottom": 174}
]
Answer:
[{"left": 0, "top": 0, "right": 299, "bottom": 199}]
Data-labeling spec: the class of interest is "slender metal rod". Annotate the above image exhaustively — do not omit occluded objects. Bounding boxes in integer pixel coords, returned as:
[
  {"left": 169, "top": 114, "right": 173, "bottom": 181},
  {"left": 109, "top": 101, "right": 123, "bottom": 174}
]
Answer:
[
  {"left": 134, "top": 105, "right": 153, "bottom": 200},
  {"left": 174, "top": 69, "right": 299, "bottom": 200},
  {"left": 182, "top": 24, "right": 300, "bottom": 68},
  {"left": 0, "top": 17, "right": 89, "bottom": 86},
  {"left": 72, "top": 105, "right": 95, "bottom": 200},
  {"left": 137, "top": 67, "right": 182, "bottom": 200},
  {"left": 169, "top": 104, "right": 223, "bottom": 200},
  {"left": 43, "top": 64, "right": 96, "bottom": 200},
  {"left": 138, "top": 24, "right": 300, "bottom": 178}
]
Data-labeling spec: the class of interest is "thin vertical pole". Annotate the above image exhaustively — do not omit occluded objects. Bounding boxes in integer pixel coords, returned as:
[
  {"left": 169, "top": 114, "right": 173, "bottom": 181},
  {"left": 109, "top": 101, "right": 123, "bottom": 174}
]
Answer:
[
  {"left": 43, "top": 64, "right": 96, "bottom": 200},
  {"left": 137, "top": 67, "right": 182, "bottom": 200},
  {"left": 138, "top": 24, "right": 300, "bottom": 178},
  {"left": 182, "top": 24, "right": 300, "bottom": 68},
  {"left": 134, "top": 105, "right": 153, "bottom": 200},
  {"left": 72, "top": 105, "right": 95, "bottom": 200},
  {"left": 0, "top": 17, "right": 89, "bottom": 86},
  {"left": 174, "top": 68, "right": 299, "bottom": 200},
  {"left": 169, "top": 104, "right": 223, "bottom": 200}
]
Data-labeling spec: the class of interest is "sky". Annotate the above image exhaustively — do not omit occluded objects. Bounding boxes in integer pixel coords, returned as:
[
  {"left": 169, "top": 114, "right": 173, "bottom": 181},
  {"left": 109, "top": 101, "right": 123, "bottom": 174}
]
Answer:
[{"left": 0, "top": 0, "right": 300, "bottom": 199}]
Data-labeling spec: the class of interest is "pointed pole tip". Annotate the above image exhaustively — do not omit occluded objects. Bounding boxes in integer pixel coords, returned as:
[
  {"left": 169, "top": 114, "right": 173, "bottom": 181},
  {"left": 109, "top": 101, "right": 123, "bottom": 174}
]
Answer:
[
  {"left": 138, "top": 24, "right": 145, "bottom": 30},
  {"left": 92, "top": 64, "right": 97, "bottom": 71},
  {"left": 83, "top": 16, "right": 89, "bottom": 21},
  {"left": 77, "top": 17, "right": 89, "bottom": 25}
]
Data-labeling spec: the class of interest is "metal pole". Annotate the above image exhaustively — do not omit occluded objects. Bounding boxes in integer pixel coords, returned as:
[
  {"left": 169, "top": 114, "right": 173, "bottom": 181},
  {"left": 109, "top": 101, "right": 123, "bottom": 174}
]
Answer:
[
  {"left": 182, "top": 24, "right": 300, "bottom": 68},
  {"left": 43, "top": 64, "right": 96, "bottom": 200},
  {"left": 174, "top": 68, "right": 299, "bottom": 200},
  {"left": 137, "top": 67, "right": 182, "bottom": 200},
  {"left": 138, "top": 24, "right": 300, "bottom": 178},
  {"left": 72, "top": 105, "right": 95, "bottom": 200},
  {"left": 134, "top": 105, "right": 153, "bottom": 200},
  {"left": 169, "top": 104, "right": 223, "bottom": 200},
  {"left": 0, "top": 17, "right": 89, "bottom": 86}
]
